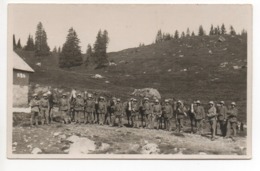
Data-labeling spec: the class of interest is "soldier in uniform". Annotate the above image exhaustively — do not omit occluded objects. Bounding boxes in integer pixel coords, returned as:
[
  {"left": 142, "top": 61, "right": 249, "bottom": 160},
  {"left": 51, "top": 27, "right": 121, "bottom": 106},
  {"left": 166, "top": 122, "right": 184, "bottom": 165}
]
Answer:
[
  {"left": 189, "top": 100, "right": 197, "bottom": 134},
  {"left": 106, "top": 97, "right": 116, "bottom": 125},
  {"left": 59, "top": 93, "right": 70, "bottom": 124},
  {"left": 29, "top": 93, "right": 40, "bottom": 127},
  {"left": 193, "top": 100, "right": 205, "bottom": 134},
  {"left": 125, "top": 98, "right": 134, "bottom": 126},
  {"left": 152, "top": 99, "right": 162, "bottom": 129},
  {"left": 162, "top": 99, "right": 173, "bottom": 131},
  {"left": 131, "top": 99, "right": 140, "bottom": 128},
  {"left": 112, "top": 98, "right": 124, "bottom": 127},
  {"left": 84, "top": 94, "right": 95, "bottom": 124},
  {"left": 141, "top": 97, "right": 152, "bottom": 128},
  {"left": 97, "top": 96, "right": 107, "bottom": 125},
  {"left": 207, "top": 101, "right": 217, "bottom": 141},
  {"left": 216, "top": 101, "right": 228, "bottom": 137},
  {"left": 176, "top": 100, "right": 187, "bottom": 133},
  {"left": 225, "top": 102, "right": 238, "bottom": 138},
  {"left": 74, "top": 93, "right": 85, "bottom": 124},
  {"left": 40, "top": 93, "right": 50, "bottom": 125}
]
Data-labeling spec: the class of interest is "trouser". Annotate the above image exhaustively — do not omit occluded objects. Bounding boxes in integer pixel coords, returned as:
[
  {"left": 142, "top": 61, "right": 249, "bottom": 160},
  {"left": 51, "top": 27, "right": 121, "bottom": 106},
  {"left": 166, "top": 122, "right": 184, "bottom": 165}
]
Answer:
[
  {"left": 148, "top": 114, "right": 156, "bottom": 129},
  {"left": 74, "top": 110, "right": 84, "bottom": 123},
  {"left": 141, "top": 114, "right": 149, "bottom": 128},
  {"left": 217, "top": 120, "right": 226, "bottom": 136},
  {"left": 190, "top": 116, "right": 204, "bottom": 134},
  {"left": 209, "top": 119, "right": 217, "bottom": 138},
  {"left": 131, "top": 113, "right": 140, "bottom": 128},
  {"left": 70, "top": 108, "right": 75, "bottom": 122},
  {"left": 84, "top": 111, "right": 94, "bottom": 124},
  {"left": 41, "top": 108, "right": 49, "bottom": 125},
  {"left": 97, "top": 112, "right": 105, "bottom": 125},
  {"left": 30, "top": 111, "right": 39, "bottom": 126},
  {"left": 190, "top": 115, "right": 196, "bottom": 133},
  {"left": 226, "top": 121, "right": 237, "bottom": 137},
  {"left": 155, "top": 115, "right": 162, "bottom": 129},
  {"left": 126, "top": 110, "right": 132, "bottom": 126},
  {"left": 48, "top": 106, "right": 53, "bottom": 123},
  {"left": 112, "top": 114, "right": 123, "bottom": 127},
  {"left": 61, "top": 110, "right": 71, "bottom": 124},
  {"left": 177, "top": 118, "right": 184, "bottom": 132}
]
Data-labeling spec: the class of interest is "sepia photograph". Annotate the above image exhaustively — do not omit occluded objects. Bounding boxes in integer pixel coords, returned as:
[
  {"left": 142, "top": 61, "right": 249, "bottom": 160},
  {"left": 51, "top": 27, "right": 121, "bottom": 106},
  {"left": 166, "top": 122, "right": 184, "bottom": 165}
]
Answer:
[{"left": 7, "top": 4, "right": 252, "bottom": 159}]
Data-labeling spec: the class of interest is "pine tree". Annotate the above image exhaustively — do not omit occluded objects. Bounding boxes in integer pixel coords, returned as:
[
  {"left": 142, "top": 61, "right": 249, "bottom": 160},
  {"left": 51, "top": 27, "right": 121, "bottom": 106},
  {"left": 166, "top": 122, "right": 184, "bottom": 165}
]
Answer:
[
  {"left": 35, "top": 22, "right": 50, "bottom": 56},
  {"left": 241, "top": 29, "right": 247, "bottom": 36},
  {"left": 92, "top": 30, "right": 109, "bottom": 67},
  {"left": 58, "top": 46, "right": 61, "bottom": 54},
  {"left": 24, "top": 34, "right": 35, "bottom": 51},
  {"left": 198, "top": 25, "right": 205, "bottom": 36},
  {"left": 155, "top": 30, "right": 163, "bottom": 43},
  {"left": 13, "top": 34, "right": 17, "bottom": 50},
  {"left": 53, "top": 46, "right": 57, "bottom": 53},
  {"left": 17, "top": 39, "right": 22, "bottom": 49},
  {"left": 230, "top": 25, "right": 236, "bottom": 35},
  {"left": 209, "top": 25, "right": 214, "bottom": 35},
  {"left": 186, "top": 28, "right": 190, "bottom": 37},
  {"left": 221, "top": 23, "right": 226, "bottom": 34},
  {"left": 59, "top": 27, "right": 83, "bottom": 68},
  {"left": 217, "top": 26, "right": 221, "bottom": 35},
  {"left": 191, "top": 31, "right": 195, "bottom": 36},
  {"left": 174, "top": 30, "right": 179, "bottom": 39},
  {"left": 85, "top": 44, "right": 93, "bottom": 65},
  {"left": 181, "top": 31, "right": 185, "bottom": 38}
]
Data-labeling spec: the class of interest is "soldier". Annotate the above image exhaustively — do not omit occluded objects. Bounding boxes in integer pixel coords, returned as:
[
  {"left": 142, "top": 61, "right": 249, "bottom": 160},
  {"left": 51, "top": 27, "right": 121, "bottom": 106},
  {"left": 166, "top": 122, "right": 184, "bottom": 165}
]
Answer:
[
  {"left": 189, "top": 100, "right": 197, "bottom": 134},
  {"left": 40, "top": 93, "right": 50, "bottom": 125},
  {"left": 29, "top": 93, "right": 40, "bottom": 127},
  {"left": 225, "top": 102, "right": 238, "bottom": 138},
  {"left": 207, "top": 101, "right": 217, "bottom": 141},
  {"left": 59, "top": 93, "right": 71, "bottom": 124},
  {"left": 193, "top": 100, "right": 205, "bottom": 134},
  {"left": 84, "top": 94, "right": 95, "bottom": 124},
  {"left": 162, "top": 99, "right": 173, "bottom": 131},
  {"left": 112, "top": 98, "right": 124, "bottom": 127},
  {"left": 126, "top": 98, "right": 134, "bottom": 126},
  {"left": 106, "top": 97, "right": 116, "bottom": 125},
  {"left": 216, "top": 101, "right": 228, "bottom": 137},
  {"left": 74, "top": 93, "right": 85, "bottom": 124},
  {"left": 131, "top": 98, "right": 140, "bottom": 128},
  {"left": 176, "top": 100, "right": 187, "bottom": 133},
  {"left": 141, "top": 97, "right": 152, "bottom": 128},
  {"left": 152, "top": 99, "right": 162, "bottom": 129},
  {"left": 97, "top": 96, "right": 107, "bottom": 125}
]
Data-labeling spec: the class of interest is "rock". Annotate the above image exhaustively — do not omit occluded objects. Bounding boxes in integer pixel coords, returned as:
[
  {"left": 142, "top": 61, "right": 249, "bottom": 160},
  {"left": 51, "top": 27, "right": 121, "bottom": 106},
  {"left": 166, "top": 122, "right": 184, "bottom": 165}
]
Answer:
[
  {"left": 36, "top": 62, "right": 41, "bottom": 67},
  {"left": 68, "top": 137, "right": 96, "bottom": 154},
  {"left": 12, "top": 147, "right": 16, "bottom": 152},
  {"left": 208, "top": 50, "right": 212, "bottom": 54},
  {"left": 92, "top": 74, "right": 104, "bottom": 79},
  {"left": 59, "top": 134, "right": 66, "bottom": 139},
  {"left": 218, "top": 36, "right": 226, "bottom": 42},
  {"left": 13, "top": 142, "right": 18, "bottom": 146},
  {"left": 109, "top": 62, "right": 117, "bottom": 66},
  {"left": 220, "top": 62, "right": 228, "bottom": 68},
  {"left": 179, "top": 55, "right": 184, "bottom": 58},
  {"left": 31, "top": 147, "right": 42, "bottom": 154},
  {"left": 233, "top": 66, "right": 241, "bottom": 70},
  {"left": 132, "top": 88, "right": 161, "bottom": 100},
  {"left": 40, "top": 142, "right": 44, "bottom": 145},
  {"left": 98, "top": 143, "right": 110, "bottom": 151},
  {"left": 27, "top": 144, "right": 32, "bottom": 149},
  {"left": 168, "top": 69, "right": 172, "bottom": 72},
  {"left": 105, "top": 81, "right": 110, "bottom": 84},
  {"left": 67, "top": 135, "right": 80, "bottom": 143},
  {"left": 141, "top": 143, "right": 160, "bottom": 154},
  {"left": 143, "top": 71, "right": 146, "bottom": 74},
  {"left": 130, "top": 144, "right": 140, "bottom": 151},
  {"left": 180, "top": 68, "right": 187, "bottom": 72},
  {"left": 223, "top": 48, "right": 227, "bottom": 51},
  {"left": 53, "top": 132, "right": 61, "bottom": 136}
]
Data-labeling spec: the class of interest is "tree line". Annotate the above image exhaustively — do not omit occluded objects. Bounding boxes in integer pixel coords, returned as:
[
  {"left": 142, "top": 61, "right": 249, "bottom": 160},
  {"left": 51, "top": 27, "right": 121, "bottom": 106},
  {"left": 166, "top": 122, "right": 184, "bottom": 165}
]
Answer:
[
  {"left": 155, "top": 24, "right": 247, "bottom": 43},
  {"left": 13, "top": 22, "right": 109, "bottom": 69}
]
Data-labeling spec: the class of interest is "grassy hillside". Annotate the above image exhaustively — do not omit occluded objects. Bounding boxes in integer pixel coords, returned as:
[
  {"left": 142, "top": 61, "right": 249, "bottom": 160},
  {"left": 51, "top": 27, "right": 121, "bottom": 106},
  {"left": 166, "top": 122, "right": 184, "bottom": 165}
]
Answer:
[{"left": 15, "top": 34, "right": 248, "bottom": 122}]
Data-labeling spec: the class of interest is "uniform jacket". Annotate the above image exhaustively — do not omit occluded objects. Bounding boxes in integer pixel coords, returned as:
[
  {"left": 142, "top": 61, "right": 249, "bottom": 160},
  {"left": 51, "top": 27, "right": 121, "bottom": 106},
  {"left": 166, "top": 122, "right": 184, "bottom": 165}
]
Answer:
[
  {"left": 40, "top": 98, "right": 50, "bottom": 109},
  {"left": 29, "top": 99, "right": 40, "bottom": 112},
  {"left": 152, "top": 104, "right": 162, "bottom": 116},
  {"left": 176, "top": 103, "right": 187, "bottom": 119},
  {"left": 194, "top": 105, "right": 205, "bottom": 120},
  {"left": 217, "top": 105, "right": 227, "bottom": 121},
  {"left": 162, "top": 104, "right": 173, "bottom": 118},
  {"left": 227, "top": 107, "right": 238, "bottom": 122},
  {"left": 98, "top": 101, "right": 107, "bottom": 114},
  {"left": 131, "top": 102, "right": 139, "bottom": 114},
  {"left": 114, "top": 102, "right": 124, "bottom": 116},
  {"left": 142, "top": 102, "right": 152, "bottom": 115},
  {"left": 207, "top": 106, "right": 217, "bottom": 120},
  {"left": 74, "top": 98, "right": 85, "bottom": 111},
  {"left": 59, "top": 98, "right": 70, "bottom": 111},
  {"left": 85, "top": 99, "right": 95, "bottom": 113}
]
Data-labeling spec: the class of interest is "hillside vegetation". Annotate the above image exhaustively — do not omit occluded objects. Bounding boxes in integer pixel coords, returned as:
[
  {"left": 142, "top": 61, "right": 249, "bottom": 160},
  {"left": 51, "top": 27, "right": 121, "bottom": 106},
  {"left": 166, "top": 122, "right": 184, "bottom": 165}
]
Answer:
[{"left": 15, "top": 34, "right": 247, "bottom": 122}]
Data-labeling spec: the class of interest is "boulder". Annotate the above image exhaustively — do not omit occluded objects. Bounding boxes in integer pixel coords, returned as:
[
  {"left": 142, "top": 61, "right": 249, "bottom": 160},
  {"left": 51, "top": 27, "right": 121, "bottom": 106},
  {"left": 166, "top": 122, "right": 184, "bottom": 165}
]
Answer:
[
  {"left": 68, "top": 137, "right": 96, "bottom": 154},
  {"left": 141, "top": 143, "right": 160, "bottom": 154},
  {"left": 31, "top": 147, "right": 42, "bottom": 154},
  {"left": 218, "top": 36, "right": 226, "bottom": 42},
  {"left": 92, "top": 74, "right": 104, "bottom": 79},
  {"left": 132, "top": 88, "right": 161, "bottom": 100}
]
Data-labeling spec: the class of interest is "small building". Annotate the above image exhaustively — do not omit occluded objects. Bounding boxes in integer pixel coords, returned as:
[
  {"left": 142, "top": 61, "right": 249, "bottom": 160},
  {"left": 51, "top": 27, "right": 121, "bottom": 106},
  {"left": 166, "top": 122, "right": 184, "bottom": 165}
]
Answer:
[{"left": 13, "top": 51, "right": 34, "bottom": 107}]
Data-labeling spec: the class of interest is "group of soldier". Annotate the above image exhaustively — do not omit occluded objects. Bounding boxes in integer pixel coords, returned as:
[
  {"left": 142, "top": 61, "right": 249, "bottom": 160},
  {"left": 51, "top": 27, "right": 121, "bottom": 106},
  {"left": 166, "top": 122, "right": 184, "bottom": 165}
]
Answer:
[{"left": 29, "top": 91, "right": 239, "bottom": 141}]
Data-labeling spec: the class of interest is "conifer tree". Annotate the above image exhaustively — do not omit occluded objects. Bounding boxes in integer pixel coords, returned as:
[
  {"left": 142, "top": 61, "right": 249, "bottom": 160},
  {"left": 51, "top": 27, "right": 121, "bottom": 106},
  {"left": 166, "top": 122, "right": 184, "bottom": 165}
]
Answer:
[
  {"left": 35, "top": 22, "right": 50, "bottom": 56},
  {"left": 174, "top": 30, "right": 179, "bottom": 39},
  {"left": 221, "top": 23, "right": 226, "bottom": 34},
  {"left": 198, "top": 25, "right": 205, "bottom": 36},
  {"left": 186, "top": 28, "right": 190, "bottom": 37},
  {"left": 155, "top": 30, "right": 163, "bottom": 43},
  {"left": 13, "top": 34, "right": 17, "bottom": 50},
  {"left": 17, "top": 39, "right": 22, "bottom": 49},
  {"left": 209, "top": 25, "right": 214, "bottom": 35},
  {"left": 230, "top": 25, "right": 236, "bottom": 35}
]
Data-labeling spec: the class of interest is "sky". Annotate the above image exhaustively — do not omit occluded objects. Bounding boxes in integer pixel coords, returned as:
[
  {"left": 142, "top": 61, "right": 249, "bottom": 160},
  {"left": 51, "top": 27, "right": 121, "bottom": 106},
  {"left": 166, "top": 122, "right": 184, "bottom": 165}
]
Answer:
[{"left": 8, "top": 4, "right": 252, "bottom": 52}]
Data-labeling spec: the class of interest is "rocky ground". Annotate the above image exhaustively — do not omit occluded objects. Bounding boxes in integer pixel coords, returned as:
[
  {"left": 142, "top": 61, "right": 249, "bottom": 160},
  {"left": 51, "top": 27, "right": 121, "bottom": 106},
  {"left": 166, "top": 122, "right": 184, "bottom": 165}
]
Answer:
[{"left": 12, "top": 121, "right": 247, "bottom": 155}]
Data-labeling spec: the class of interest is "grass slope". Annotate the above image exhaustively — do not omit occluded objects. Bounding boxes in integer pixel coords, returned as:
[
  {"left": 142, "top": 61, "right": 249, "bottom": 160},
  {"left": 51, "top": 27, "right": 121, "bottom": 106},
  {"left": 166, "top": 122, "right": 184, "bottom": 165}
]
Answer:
[{"left": 15, "top": 34, "right": 247, "bottom": 122}]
